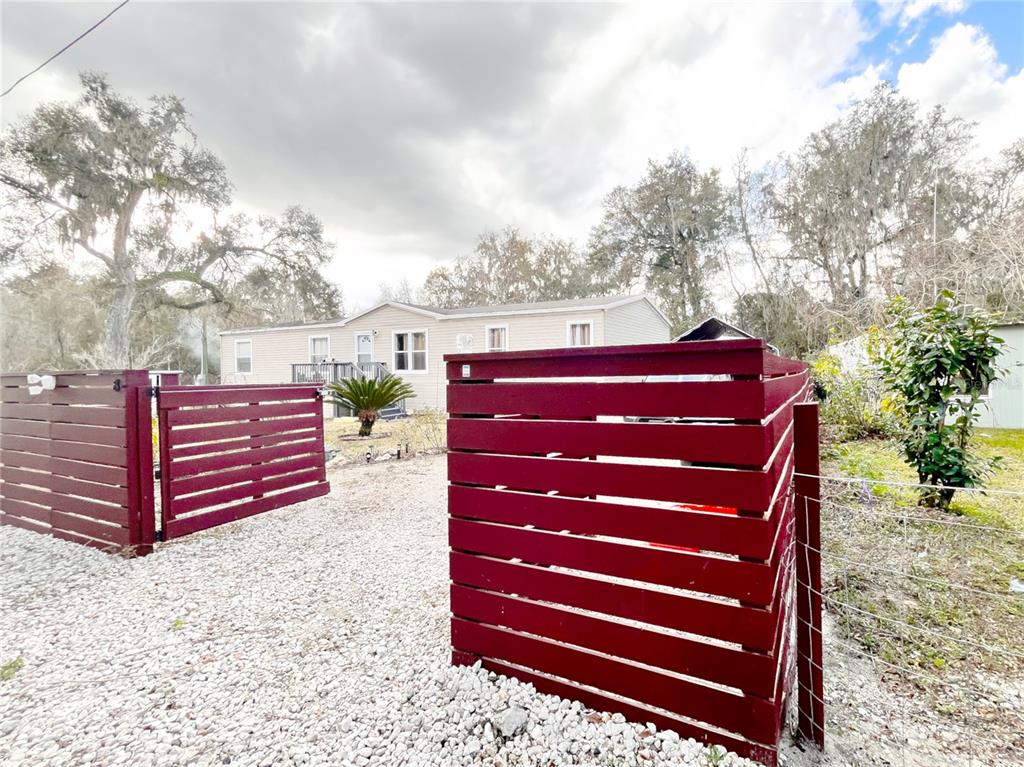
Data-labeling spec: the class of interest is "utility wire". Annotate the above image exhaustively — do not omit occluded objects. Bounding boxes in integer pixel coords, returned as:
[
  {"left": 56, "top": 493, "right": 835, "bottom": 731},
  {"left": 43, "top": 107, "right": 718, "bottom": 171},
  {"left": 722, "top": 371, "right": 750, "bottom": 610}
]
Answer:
[{"left": 0, "top": 0, "right": 131, "bottom": 99}]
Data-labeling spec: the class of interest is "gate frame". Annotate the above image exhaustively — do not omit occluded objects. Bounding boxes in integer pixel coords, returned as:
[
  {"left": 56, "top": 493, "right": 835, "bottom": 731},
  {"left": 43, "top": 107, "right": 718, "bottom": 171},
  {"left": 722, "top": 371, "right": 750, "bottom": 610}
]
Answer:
[{"left": 154, "top": 382, "right": 329, "bottom": 540}]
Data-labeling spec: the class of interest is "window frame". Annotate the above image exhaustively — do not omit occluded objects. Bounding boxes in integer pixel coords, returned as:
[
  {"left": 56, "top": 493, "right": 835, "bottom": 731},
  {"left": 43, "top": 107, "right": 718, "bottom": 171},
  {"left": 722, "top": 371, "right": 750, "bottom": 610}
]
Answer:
[
  {"left": 308, "top": 335, "right": 331, "bottom": 364},
  {"left": 393, "top": 329, "right": 428, "bottom": 375},
  {"left": 234, "top": 339, "right": 253, "bottom": 374},
  {"left": 484, "top": 323, "right": 509, "bottom": 353},
  {"left": 566, "top": 320, "right": 594, "bottom": 347}
]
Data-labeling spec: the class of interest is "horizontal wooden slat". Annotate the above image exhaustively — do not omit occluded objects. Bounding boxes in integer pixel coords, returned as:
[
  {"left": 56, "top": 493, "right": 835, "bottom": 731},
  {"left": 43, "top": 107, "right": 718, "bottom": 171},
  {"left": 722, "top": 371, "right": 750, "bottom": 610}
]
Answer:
[
  {"left": 167, "top": 414, "right": 322, "bottom": 447},
  {"left": 451, "top": 585, "right": 776, "bottom": 697},
  {"left": 50, "top": 511, "right": 130, "bottom": 545},
  {"left": 449, "top": 552, "right": 776, "bottom": 650},
  {"left": 1, "top": 386, "right": 125, "bottom": 406},
  {"left": 172, "top": 466, "right": 326, "bottom": 515},
  {"left": 445, "top": 340, "right": 767, "bottom": 380},
  {"left": 448, "top": 418, "right": 773, "bottom": 467},
  {"left": 0, "top": 465, "right": 127, "bottom": 506},
  {"left": 0, "top": 496, "right": 50, "bottom": 524},
  {"left": 169, "top": 438, "right": 322, "bottom": 479},
  {"left": 451, "top": 619, "right": 776, "bottom": 744},
  {"left": 51, "top": 527, "right": 124, "bottom": 552},
  {"left": 165, "top": 401, "right": 318, "bottom": 426},
  {"left": 449, "top": 485, "right": 773, "bottom": 559},
  {"left": 169, "top": 453, "right": 323, "bottom": 496},
  {"left": 0, "top": 372, "right": 124, "bottom": 386},
  {"left": 0, "top": 433, "right": 126, "bottom": 467},
  {"left": 0, "top": 482, "right": 129, "bottom": 525},
  {"left": 0, "top": 450, "right": 126, "bottom": 485},
  {"left": 447, "top": 381, "right": 767, "bottom": 420},
  {"left": 1, "top": 403, "right": 125, "bottom": 427},
  {"left": 763, "top": 354, "right": 807, "bottom": 376},
  {"left": 169, "top": 428, "right": 321, "bottom": 460},
  {"left": 0, "top": 418, "right": 126, "bottom": 446},
  {"left": 165, "top": 481, "right": 329, "bottom": 538},
  {"left": 0, "top": 512, "right": 51, "bottom": 535},
  {"left": 471, "top": 658, "right": 775, "bottom": 763},
  {"left": 764, "top": 373, "right": 809, "bottom": 413},
  {"left": 158, "top": 385, "right": 322, "bottom": 408},
  {"left": 448, "top": 452, "right": 773, "bottom": 511},
  {"left": 449, "top": 518, "right": 775, "bottom": 604}
]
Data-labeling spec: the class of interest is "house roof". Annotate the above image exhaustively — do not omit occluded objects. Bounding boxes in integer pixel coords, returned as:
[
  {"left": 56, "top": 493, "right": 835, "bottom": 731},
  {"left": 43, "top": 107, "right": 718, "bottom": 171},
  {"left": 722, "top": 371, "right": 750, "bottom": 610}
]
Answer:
[
  {"left": 675, "top": 317, "right": 756, "bottom": 343},
  {"left": 675, "top": 317, "right": 778, "bottom": 353},
  {"left": 220, "top": 294, "right": 668, "bottom": 335}
]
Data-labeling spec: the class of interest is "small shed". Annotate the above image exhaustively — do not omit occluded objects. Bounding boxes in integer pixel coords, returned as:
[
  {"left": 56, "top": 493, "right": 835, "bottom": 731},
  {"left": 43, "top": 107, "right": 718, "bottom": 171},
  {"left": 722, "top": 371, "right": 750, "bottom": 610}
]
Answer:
[{"left": 675, "top": 317, "right": 779, "bottom": 354}]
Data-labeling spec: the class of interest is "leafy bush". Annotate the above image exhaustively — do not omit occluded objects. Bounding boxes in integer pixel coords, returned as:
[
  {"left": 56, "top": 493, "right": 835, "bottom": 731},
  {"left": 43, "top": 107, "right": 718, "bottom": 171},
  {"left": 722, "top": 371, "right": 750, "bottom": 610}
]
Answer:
[
  {"left": 811, "top": 347, "right": 901, "bottom": 440},
  {"left": 325, "top": 374, "right": 416, "bottom": 436},
  {"left": 873, "top": 292, "right": 1004, "bottom": 509}
]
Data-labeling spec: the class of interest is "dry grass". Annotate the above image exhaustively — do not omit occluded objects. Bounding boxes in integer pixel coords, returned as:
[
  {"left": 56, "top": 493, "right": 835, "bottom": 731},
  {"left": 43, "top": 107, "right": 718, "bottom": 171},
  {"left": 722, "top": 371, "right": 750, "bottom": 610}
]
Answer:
[{"left": 323, "top": 410, "right": 447, "bottom": 463}]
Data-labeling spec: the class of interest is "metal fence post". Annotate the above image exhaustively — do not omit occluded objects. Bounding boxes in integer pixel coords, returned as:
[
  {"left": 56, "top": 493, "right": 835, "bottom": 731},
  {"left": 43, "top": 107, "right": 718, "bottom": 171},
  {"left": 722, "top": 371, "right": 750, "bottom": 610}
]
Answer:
[{"left": 793, "top": 402, "right": 824, "bottom": 748}]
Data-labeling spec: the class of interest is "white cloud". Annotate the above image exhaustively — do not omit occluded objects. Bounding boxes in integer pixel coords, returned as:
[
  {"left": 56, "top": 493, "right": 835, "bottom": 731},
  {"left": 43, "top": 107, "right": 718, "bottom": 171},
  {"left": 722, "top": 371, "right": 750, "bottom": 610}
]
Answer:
[
  {"left": 878, "top": 0, "right": 967, "bottom": 29},
  {"left": 898, "top": 23, "right": 1024, "bottom": 154}
]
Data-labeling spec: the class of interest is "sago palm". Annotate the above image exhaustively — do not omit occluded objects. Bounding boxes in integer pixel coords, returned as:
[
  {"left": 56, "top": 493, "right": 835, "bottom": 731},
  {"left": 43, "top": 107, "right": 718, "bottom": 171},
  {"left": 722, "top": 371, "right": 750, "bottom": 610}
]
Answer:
[{"left": 326, "top": 374, "right": 416, "bottom": 436}]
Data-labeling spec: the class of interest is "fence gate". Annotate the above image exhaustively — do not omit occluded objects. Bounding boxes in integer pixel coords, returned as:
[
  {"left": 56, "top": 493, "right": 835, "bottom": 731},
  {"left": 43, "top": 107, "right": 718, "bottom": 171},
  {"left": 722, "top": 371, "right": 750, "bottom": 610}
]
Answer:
[
  {"left": 155, "top": 383, "right": 329, "bottom": 539},
  {"left": 445, "top": 340, "right": 812, "bottom": 766},
  {"left": 0, "top": 369, "right": 154, "bottom": 553}
]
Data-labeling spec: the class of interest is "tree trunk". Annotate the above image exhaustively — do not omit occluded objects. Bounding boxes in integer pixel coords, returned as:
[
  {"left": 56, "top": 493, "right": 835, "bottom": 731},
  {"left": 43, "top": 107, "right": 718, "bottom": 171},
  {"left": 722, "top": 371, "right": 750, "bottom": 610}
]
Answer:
[
  {"left": 359, "top": 418, "right": 375, "bottom": 437},
  {"left": 103, "top": 274, "right": 136, "bottom": 366}
]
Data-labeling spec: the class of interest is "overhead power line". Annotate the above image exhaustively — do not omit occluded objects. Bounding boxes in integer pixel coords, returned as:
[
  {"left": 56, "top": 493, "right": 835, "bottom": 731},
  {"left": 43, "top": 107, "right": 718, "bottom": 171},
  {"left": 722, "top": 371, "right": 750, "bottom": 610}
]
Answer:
[{"left": 0, "top": 0, "right": 132, "bottom": 99}]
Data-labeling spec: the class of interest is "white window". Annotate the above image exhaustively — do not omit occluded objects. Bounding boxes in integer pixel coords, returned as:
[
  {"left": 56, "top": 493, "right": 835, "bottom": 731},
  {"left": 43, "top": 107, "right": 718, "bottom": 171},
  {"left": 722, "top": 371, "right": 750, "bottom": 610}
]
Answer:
[
  {"left": 309, "top": 335, "right": 330, "bottom": 363},
  {"left": 485, "top": 324, "right": 508, "bottom": 352},
  {"left": 235, "top": 340, "right": 253, "bottom": 373},
  {"left": 394, "top": 331, "right": 427, "bottom": 373},
  {"left": 567, "top": 321, "right": 593, "bottom": 347}
]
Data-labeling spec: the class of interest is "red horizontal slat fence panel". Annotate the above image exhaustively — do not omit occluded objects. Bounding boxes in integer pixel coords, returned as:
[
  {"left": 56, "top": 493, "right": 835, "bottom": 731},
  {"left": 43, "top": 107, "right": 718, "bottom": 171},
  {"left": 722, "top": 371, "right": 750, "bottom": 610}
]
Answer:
[
  {"left": 156, "top": 383, "right": 329, "bottom": 539},
  {"left": 0, "top": 369, "right": 152, "bottom": 554},
  {"left": 445, "top": 341, "right": 808, "bottom": 767}
]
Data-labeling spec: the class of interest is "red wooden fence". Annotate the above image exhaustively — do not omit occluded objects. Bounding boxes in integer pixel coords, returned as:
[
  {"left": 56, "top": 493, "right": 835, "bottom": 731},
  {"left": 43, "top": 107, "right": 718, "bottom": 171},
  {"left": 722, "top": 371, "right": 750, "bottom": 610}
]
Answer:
[
  {"left": 446, "top": 340, "right": 810, "bottom": 766},
  {"left": 0, "top": 370, "right": 154, "bottom": 553},
  {"left": 156, "top": 383, "right": 329, "bottom": 539}
]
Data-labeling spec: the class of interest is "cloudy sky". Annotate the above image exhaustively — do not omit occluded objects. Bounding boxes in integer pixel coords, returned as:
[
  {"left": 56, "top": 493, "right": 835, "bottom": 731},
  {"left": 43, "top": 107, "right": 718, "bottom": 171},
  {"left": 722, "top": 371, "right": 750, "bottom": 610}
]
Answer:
[{"left": 2, "top": 0, "right": 1022, "bottom": 309}]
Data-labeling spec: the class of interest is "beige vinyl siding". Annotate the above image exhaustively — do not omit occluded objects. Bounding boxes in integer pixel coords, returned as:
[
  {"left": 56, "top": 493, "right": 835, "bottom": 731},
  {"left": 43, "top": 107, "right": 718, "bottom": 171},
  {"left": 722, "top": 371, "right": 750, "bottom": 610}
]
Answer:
[
  {"left": 219, "top": 324, "right": 345, "bottom": 385},
  {"left": 604, "top": 299, "right": 671, "bottom": 345},
  {"left": 219, "top": 299, "right": 667, "bottom": 411},
  {"left": 341, "top": 305, "right": 607, "bottom": 411}
]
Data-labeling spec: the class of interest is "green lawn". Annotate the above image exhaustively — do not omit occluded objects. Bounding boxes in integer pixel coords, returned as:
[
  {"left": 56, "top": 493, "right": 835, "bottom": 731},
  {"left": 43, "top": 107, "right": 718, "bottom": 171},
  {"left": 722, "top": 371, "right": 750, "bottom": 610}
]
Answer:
[
  {"left": 830, "top": 429, "right": 1024, "bottom": 529},
  {"left": 821, "top": 429, "right": 1024, "bottom": 700}
]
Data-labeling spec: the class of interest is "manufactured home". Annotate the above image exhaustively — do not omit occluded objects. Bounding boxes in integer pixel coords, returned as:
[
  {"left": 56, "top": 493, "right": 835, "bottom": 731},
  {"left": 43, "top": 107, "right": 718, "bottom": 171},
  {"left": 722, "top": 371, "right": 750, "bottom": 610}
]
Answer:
[{"left": 219, "top": 294, "right": 671, "bottom": 412}]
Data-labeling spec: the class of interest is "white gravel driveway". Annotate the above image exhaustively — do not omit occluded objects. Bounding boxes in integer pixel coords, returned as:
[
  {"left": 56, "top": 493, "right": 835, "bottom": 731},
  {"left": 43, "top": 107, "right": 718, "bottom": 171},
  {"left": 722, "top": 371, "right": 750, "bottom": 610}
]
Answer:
[{"left": 1, "top": 455, "right": 758, "bottom": 767}]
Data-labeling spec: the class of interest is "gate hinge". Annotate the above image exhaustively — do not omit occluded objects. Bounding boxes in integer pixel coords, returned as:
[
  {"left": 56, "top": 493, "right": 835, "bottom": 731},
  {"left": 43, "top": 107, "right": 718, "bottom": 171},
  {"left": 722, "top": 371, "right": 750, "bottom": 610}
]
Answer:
[
  {"left": 112, "top": 378, "right": 122, "bottom": 392},
  {"left": 147, "top": 385, "right": 158, "bottom": 398},
  {"left": 154, "top": 529, "right": 165, "bottom": 543}
]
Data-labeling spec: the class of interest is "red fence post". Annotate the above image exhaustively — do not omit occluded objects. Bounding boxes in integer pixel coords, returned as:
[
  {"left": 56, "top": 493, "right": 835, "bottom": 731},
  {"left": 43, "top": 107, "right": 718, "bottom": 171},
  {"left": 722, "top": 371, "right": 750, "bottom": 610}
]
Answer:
[
  {"left": 793, "top": 402, "right": 824, "bottom": 749},
  {"left": 123, "top": 370, "right": 155, "bottom": 555}
]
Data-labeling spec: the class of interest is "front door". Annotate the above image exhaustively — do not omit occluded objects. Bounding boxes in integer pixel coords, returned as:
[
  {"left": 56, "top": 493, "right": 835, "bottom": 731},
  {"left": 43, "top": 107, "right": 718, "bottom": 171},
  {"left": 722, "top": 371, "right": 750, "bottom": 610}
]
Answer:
[{"left": 356, "top": 333, "right": 373, "bottom": 366}]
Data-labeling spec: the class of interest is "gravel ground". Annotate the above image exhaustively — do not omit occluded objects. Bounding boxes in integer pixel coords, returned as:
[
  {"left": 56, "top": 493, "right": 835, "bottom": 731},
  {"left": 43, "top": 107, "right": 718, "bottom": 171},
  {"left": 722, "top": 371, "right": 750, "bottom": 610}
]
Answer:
[{"left": 1, "top": 456, "right": 760, "bottom": 767}]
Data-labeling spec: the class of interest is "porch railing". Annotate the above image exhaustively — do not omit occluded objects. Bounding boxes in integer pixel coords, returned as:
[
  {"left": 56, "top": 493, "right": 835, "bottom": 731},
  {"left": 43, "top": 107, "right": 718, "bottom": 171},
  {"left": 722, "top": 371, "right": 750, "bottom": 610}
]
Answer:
[
  {"left": 291, "top": 361, "right": 405, "bottom": 417},
  {"left": 291, "top": 361, "right": 390, "bottom": 384}
]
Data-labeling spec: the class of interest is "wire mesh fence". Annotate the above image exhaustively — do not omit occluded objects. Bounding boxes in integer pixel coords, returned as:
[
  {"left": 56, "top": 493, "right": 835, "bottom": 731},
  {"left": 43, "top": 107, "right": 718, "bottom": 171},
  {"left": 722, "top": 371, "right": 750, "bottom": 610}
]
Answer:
[{"left": 793, "top": 474, "right": 1024, "bottom": 767}]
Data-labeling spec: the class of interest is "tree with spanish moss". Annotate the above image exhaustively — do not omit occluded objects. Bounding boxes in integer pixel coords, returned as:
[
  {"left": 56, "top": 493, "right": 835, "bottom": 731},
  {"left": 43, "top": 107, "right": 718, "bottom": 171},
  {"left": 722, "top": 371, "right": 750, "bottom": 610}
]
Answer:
[{"left": 0, "top": 72, "right": 340, "bottom": 366}]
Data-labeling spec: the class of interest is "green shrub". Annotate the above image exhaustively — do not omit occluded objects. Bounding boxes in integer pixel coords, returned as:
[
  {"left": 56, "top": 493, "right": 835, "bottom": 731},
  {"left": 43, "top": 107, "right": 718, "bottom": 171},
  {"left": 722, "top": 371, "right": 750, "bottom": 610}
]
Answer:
[
  {"left": 873, "top": 291, "right": 1004, "bottom": 509},
  {"left": 325, "top": 374, "right": 416, "bottom": 437},
  {"left": 811, "top": 348, "right": 901, "bottom": 440}
]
